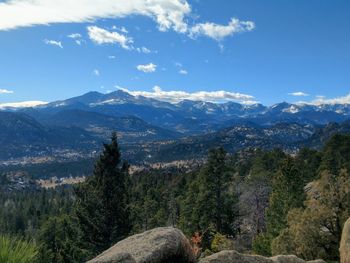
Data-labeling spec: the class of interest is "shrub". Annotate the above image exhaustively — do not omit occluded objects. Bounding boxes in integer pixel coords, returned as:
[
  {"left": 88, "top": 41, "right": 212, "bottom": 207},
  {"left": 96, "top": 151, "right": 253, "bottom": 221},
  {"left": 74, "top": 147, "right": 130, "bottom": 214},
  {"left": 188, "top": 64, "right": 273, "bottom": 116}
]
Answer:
[{"left": 0, "top": 235, "right": 38, "bottom": 263}]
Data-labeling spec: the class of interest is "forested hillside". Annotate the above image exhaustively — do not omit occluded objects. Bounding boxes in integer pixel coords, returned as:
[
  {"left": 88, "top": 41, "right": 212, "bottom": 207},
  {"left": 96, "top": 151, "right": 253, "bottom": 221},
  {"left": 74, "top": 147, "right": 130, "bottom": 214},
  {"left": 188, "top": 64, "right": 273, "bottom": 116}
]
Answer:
[{"left": 1, "top": 133, "right": 350, "bottom": 262}]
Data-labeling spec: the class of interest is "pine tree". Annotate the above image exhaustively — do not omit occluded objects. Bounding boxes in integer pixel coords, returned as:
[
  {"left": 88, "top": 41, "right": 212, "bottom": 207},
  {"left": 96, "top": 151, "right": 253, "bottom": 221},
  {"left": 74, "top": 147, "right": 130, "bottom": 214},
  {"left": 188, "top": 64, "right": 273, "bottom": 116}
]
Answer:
[
  {"left": 38, "top": 215, "right": 85, "bottom": 263},
  {"left": 266, "top": 157, "right": 305, "bottom": 238},
  {"left": 195, "top": 148, "right": 238, "bottom": 239},
  {"left": 74, "top": 133, "right": 131, "bottom": 256}
]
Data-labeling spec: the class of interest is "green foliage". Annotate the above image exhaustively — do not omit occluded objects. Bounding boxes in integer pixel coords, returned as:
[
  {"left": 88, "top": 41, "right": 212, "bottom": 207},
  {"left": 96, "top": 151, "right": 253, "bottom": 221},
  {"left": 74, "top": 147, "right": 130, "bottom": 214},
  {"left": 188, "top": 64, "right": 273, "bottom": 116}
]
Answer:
[
  {"left": 179, "top": 148, "right": 239, "bottom": 249},
  {"left": 210, "top": 233, "right": 234, "bottom": 253},
  {"left": 252, "top": 233, "right": 272, "bottom": 256},
  {"left": 265, "top": 157, "right": 305, "bottom": 237},
  {"left": 320, "top": 134, "right": 350, "bottom": 174},
  {"left": 270, "top": 134, "right": 350, "bottom": 261},
  {"left": 74, "top": 133, "right": 131, "bottom": 256},
  {"left": 38, "top": 215, "right": 86, "bottom": 263},
  {"left": 197, "top": 148, "right": 238, "bottom": 235},
  {"left": 0, "top": 235, "right": 38, "bottom": 263},
  {"left": 0, "top": 188, "right": 74, "bottom": 238},
  {"left": 272, "top": 170, "right": 350, "bottom": 261},
  {"left": 1, "top": 133, "right": 349, "bottom": 263}
]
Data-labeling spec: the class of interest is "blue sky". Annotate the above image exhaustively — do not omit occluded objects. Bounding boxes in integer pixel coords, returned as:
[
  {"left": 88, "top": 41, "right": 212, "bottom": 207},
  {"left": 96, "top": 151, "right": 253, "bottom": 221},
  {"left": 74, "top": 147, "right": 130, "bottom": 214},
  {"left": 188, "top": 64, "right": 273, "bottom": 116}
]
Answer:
[{"left": 0, "top": 0, "right": 349, "bottom": 106}]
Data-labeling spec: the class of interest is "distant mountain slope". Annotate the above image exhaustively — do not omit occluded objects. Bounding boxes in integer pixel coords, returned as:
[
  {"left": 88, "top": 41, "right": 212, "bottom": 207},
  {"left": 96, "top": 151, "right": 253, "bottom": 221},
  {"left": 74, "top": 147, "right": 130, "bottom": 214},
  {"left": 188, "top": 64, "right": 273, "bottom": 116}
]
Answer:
[
  {"left": 0, "top": 112, "right": 99, "bottom": 159},
  {"left": 18, "top": 91, "right": 350, "bottom": 134},
  {"left": 1, "top": 110, "right": 350, "bottom": 164},
  {"left": 306, "top": 121, "right": 350, "bottom": 149},
  {"left": 141, "top": 123, "right": 314, "bottom": 162},
  {"left": 41, "top": 109, "right": 180, "bottom": 142},
  {"left": 138, "top": 122, "right": 350, "bottom": 162},
  {"left": 2, "top": 90, "right": 350, "bottom": 163}
]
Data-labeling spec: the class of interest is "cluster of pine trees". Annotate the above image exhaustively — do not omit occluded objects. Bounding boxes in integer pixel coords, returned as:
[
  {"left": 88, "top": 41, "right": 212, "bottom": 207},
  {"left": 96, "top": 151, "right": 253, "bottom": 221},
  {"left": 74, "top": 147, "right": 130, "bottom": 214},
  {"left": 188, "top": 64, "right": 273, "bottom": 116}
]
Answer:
[{"left": 0, "top": 133, "right": 350, "bottom": 262}]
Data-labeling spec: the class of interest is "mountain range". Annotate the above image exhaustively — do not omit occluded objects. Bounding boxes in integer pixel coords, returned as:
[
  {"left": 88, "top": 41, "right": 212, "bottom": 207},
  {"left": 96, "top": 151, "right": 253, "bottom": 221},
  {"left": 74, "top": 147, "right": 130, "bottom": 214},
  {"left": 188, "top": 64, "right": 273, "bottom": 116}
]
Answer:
[
  {"left": 1, "top": 90, "right": 350, "bottom": 162},
  {"left": 23, "top": 90, "right": 350, "bottom": 130}
]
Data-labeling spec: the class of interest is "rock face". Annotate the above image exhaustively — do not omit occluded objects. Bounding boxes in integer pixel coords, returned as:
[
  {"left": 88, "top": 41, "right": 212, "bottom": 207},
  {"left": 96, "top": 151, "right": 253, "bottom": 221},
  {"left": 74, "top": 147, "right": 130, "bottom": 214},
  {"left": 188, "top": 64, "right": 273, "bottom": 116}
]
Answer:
[
  {"left": 198, "top": 250, "right": 326, "bottom": 263},
  {"left": 88, "top": 227, "right": 328, "bottom": 263},
  {"left": 340, "top": 217, "right": 350, "bottom": 263},
  {"left": 199, "top": 250, "right": 271, "bottom": 263},
  {"left": 87, "top": 227, "right": 196, "bottom": 263}
]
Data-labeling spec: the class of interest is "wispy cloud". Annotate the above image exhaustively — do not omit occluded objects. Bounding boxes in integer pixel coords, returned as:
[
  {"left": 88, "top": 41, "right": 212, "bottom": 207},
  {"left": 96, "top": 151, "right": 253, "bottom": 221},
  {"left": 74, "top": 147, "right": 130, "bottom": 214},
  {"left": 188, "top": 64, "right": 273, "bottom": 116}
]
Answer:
[
  {"left": 189, "top": 18, "right": 255, "bottom": 41},
  {"left": 93, "top": 69, "right": 100, "bottom": 76},
  {"left": 67, "top": 33, "right": 84, "bottom": 45},
  {"left": 0, "top": 1, "right": 254, "bottom": 43},
  {"left": 67, "top": 33, "right": 81, "bottom": 39},
  {"left": 179, "top": 69, "right": 188, "bottom": 75},
  {"left": 308, "top": 93, "right": 350, "bottom": 105},
  {"left": 289, "top": 91, "right": 309, "bottom": 97},
  {"left": 44, "top": 39, "right": 63, "bottom": 48},
  {"left": 0, "top": 101, "right": 47, "bottom": 109},
  {"left": 117, "top": 86, "right": 255, "bottom": 103},
  {"left": 112, "top": 26, "right": 128, "bottom": 34},
  {"left": 136, "top": 46, "right": 151, "bottom": 54},
  {"left": 87, "top": 26, "right": 133, "bottom": 49},
  {"left": 136, "top": 63, "right": 157, "bottom": 73},
  {"left": 0, "top": 0, "right": 190, "bottom": 32},
  {"left": 0, "top": 89, "right": 14, "bottom": 94}
]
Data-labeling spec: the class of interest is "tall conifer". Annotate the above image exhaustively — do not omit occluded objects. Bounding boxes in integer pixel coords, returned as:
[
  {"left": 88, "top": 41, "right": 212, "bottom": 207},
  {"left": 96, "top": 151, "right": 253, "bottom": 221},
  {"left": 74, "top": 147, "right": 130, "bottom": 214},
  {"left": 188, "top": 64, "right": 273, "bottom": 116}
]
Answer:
[{"left": 75, "top": 133, "right": 131, "bottom": 256}]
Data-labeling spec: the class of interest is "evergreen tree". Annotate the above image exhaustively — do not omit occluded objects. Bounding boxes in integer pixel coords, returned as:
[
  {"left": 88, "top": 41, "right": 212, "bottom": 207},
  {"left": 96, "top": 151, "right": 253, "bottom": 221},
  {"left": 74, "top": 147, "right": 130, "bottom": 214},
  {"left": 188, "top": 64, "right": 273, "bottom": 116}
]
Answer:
[
  {"left": 272, "top": 170, "right": 350, "bottom": 261},
  {"left": 196, "top": 148, "right": 238, "bottom": 237},
  {"left": 38, "top": 215, "right": 85, "bottom": 263},
  {"left": 265, "top": 157, "right": 305, "bottom": 238},
  {"left": 74, "top": 133, "right": 131, "bottom": 256}
]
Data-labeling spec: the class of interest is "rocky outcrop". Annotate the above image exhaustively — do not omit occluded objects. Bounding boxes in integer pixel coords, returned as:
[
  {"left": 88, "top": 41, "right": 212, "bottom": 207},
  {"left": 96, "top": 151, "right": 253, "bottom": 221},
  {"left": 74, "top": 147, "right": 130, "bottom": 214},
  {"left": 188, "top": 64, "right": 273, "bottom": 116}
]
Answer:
[
  {"left": 270, "top": 255, "right": 325, "bottom": 263},
  {"left": 199, "top": 250, "right": 271, "bottom": 263},
  {"left": 198, "top": 250, "right": 326, "bottom": 263},
  {"left": 88, "top": 227, "right": 329, "bottom": 263},
  {"left": 340, "top": 217, "right": 350, "bottom": 263},
  {"left": 87, "top": 227, "right": 196, "bottom": 263}
]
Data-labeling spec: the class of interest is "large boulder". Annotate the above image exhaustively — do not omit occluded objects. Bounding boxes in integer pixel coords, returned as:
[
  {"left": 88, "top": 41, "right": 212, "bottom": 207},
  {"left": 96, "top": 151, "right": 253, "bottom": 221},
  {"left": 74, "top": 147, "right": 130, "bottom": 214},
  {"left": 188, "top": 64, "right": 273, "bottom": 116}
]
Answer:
[
  {"left": 199, "top": 250, "right": 271, "bottom": 263},
  {"left": 87, "top": 227, "right": 196, "bottom": 263},
  {"left": 198, "top": 250, "right": 326, "bottom": 263},
  {"left": 270, "top": 255, "right": 325, "bottom": 263},
  {"left": 340, "top": 217, "right": 350, "bottom": 263}
]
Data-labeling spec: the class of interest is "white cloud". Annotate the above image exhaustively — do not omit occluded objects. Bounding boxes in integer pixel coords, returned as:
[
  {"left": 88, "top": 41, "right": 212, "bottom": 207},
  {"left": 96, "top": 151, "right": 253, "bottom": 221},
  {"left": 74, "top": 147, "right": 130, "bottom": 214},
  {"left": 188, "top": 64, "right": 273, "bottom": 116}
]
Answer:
[
  {"left": 0, "top": 1, "right": 255, "bottom": 43},
  {"left": 117, "top": 85, "right": 255, "bottom": 103},
  {"left": 87, "top": 26, "right": 133, "bottom": 49},
  {"left": 93, "top": 69, "right": 100, "bottom": 76},
  {"left": 189, "top": 18, "right": 255, "bottom": 41},
  {"left": 308, "top": 93, "right": 350, "bottom": 105},
  {"left": 108, "top": 55, "right": 116, "bottom": 59},
  {"left": 44, "top": 39, "right": 63, "bottom": 48},
  {"left": 0, "top": 101, "right": 47, "bottom": 109},
  {"left": 112, "top": 26, "right": 128, "bottom": 34},
  {"left": 289, "top": 91, "right": 309, "bottom": 97},
  {"left": 0, "top": 89, "right": 14, "bottom": 94},
  {"left": 179, "top": 69, "right": 188, "bottom": 75},
  {"left": 67, "top": 33, "right": 84, "bottom": 45},
  {"left": 240, "top": 100, "right": 260, "bottom": 105},
  {"left": 0, "top": 0, "right": 190, "bottom": 33},
  {"left": 136, "top": 63, "right": 157, "bottom": 73},
  {"left": 120, "top": 27, "right": 128, "bottom": 33},
  {"left": 67, "top": 33, "right": 81, "bottom": 39},
  {"left": 136, "top": 46, "right": 151, "bottom": 54},
  {"left": 174, "top": 62, "right": 183, "bottom": 67}
]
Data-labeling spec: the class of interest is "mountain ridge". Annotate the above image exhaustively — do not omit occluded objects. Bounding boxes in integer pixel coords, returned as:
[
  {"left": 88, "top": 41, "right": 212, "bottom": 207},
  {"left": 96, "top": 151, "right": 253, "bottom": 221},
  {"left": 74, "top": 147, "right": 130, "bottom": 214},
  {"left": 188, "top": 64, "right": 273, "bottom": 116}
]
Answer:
[{"left": 16, "top": 90, "right": 350, "bottom": 130}]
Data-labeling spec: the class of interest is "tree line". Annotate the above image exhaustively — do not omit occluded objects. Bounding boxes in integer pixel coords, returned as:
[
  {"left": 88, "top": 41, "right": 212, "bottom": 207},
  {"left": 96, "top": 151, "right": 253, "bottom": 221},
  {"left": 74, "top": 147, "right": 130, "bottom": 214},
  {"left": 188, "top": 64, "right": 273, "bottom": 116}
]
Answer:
[{"left": 1, "top": 133, "right": 350, "bottom": 262}]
